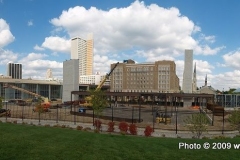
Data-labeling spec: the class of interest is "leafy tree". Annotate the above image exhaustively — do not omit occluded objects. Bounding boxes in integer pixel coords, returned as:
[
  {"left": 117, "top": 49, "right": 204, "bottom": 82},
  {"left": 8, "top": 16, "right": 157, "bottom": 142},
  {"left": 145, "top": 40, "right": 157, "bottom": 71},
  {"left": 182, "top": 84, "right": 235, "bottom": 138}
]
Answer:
[
  {"left": 184, "top": 113, "right": 209, "bottom": 139},
  {"left": 89, "top": 90, "right": 108, "bottom": 130},
  {"left": 228, "top": 109, "right": 240, "bottom": 133}
]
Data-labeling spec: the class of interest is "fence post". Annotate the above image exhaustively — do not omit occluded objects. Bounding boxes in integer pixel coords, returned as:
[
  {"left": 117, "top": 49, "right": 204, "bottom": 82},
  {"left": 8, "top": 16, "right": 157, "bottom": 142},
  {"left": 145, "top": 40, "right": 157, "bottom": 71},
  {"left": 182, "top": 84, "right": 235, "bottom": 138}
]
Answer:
[
  {"left": 56, "top": 104, "right": 58, "bottom": 123},
  {"left": 5, "top": 101, "right": 8, "bottom": 121}
]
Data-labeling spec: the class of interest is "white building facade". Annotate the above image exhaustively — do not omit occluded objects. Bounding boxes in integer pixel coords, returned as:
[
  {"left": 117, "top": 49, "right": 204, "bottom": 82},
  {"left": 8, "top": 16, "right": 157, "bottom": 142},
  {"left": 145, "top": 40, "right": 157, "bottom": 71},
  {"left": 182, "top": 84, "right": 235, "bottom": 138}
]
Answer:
[
  {"left": 182, "top": 49, "right": 193, "bottom": 93},
  {"left": 79, "top": 74, "right": 105, "bottom": 85}
]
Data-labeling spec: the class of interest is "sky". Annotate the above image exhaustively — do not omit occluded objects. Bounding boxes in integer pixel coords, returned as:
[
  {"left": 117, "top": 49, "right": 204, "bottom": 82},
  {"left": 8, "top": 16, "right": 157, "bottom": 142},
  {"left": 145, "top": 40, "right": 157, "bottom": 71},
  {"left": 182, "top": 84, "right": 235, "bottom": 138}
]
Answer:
[{"left": 0, "top": 0, "right": 240, "bottom": 91}]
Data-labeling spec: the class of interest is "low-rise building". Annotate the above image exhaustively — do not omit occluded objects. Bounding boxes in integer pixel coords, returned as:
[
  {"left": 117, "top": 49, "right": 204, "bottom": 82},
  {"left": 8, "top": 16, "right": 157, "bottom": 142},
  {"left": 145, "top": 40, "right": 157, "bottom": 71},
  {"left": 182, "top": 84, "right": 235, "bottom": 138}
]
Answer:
[
  {"left": 0, "top": 77, "right": 62, "bottom": 100},
  {"left": 110, "top": 59, "right": 180, "bottom": 93}
]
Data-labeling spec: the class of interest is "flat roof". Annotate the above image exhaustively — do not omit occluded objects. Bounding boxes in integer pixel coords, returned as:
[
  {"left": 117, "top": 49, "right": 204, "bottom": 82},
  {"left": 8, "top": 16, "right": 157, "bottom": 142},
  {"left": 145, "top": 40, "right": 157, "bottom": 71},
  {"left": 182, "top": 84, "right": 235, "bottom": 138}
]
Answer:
[
  {"left": 0, "top": 78, "right": 62, "bottom": 85},
  {"left": 71, "top": 91, "right": 214, "bottom": 98}
]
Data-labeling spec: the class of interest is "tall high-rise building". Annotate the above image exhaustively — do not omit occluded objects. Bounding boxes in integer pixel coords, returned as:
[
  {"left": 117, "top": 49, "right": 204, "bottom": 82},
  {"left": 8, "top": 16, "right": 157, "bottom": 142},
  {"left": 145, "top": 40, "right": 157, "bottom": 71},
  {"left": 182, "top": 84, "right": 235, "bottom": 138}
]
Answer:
[
  {"left": 182, "top": 49, "right": 193, "bottom": 93},
  {"left": 7, "top": 63, "right": 22, "bottom": 79},
  {"left": 71, "top": 33, "right": 93, "bottom": 76}
]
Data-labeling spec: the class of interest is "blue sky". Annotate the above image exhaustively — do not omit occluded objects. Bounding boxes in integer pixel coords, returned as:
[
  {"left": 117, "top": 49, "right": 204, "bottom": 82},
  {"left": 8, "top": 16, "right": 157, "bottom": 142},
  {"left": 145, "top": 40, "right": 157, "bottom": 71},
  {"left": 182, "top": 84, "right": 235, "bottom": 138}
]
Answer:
[{"left": 0, "top": 0, "right": 240, "bottom": 91}]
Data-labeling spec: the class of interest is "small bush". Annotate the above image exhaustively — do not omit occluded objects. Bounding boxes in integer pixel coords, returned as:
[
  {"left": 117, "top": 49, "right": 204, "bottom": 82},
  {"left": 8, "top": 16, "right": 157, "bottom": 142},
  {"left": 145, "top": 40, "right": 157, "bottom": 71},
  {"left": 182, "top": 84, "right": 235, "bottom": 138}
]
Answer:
[
  {"left": 107, "top": 122, "right": 115, "bottom": 132},
  {"left": 129, "top": 124, "right": 137, "bottom": 135},
  {"left": 61, "top": 125, "right": 66, "bottom": 128},
  {"left": 144, "top": 125, "right": 153, "bottom": 137},
  {"left": 13, "top": 120, "right": 17, "bottom": 124},
  {"left": 162, "top": 134, "right": 166, "bottom": 138},
  {"left": 119, "top": 121, "right": 129, "bottom": 134},
  {"left": 83, "top": 127, "right": 91, "bottom": 131},
  {"left": 76, "top": 125, "right": 83, "bottom": 130}
]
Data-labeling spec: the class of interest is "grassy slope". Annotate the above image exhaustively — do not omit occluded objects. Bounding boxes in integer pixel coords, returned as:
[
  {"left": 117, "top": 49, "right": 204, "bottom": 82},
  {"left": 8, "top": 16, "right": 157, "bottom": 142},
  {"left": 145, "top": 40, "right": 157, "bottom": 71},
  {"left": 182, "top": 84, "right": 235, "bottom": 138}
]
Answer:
[{"left": 0, "top": 122, "right": 240, "bottom": 160}]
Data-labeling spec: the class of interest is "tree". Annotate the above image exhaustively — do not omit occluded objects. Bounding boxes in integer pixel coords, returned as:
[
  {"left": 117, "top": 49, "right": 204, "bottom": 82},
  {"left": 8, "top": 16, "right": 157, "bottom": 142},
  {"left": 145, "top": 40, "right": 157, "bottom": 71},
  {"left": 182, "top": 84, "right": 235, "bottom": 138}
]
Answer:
[
  {"left": 228, "top": 109, "right": 240, "bottom": 133},
  {"left": 184, "top": 113, "right": 209, "bottom": 139},
  {"left": 89, "top": 90, "right": 108, "bottom": 130}
]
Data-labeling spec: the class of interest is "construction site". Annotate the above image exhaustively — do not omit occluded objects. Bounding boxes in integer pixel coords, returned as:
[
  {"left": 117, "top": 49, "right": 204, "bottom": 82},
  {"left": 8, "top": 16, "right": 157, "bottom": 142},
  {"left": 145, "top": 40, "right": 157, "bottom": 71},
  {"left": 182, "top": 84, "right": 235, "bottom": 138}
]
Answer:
[{"left": 0, "top": 60, "right": 239, "bottom": 136}]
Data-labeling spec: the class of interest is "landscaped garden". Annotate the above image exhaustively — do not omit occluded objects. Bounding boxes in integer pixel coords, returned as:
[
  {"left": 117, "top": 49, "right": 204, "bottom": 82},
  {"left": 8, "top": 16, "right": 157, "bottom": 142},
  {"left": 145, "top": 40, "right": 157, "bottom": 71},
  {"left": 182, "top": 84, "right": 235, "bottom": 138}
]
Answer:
[{"left": 0, "top": 122, "right": 240, "bottom": 160}]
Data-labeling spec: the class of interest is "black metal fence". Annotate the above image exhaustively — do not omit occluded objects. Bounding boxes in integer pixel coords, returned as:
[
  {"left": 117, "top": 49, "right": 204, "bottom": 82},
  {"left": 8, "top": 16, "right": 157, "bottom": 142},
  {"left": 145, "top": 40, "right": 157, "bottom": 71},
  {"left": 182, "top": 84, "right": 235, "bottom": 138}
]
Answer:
[{"left": 0, "top": 101, "right": 233, "bottom": 135}]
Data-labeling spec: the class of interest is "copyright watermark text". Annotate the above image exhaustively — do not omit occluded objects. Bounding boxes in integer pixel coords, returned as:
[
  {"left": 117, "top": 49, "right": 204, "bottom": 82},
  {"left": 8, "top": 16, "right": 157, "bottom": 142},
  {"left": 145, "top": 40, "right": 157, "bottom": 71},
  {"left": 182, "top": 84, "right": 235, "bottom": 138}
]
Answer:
[{"left": 179, "top": 142, "right": 240, "bottom": 150}]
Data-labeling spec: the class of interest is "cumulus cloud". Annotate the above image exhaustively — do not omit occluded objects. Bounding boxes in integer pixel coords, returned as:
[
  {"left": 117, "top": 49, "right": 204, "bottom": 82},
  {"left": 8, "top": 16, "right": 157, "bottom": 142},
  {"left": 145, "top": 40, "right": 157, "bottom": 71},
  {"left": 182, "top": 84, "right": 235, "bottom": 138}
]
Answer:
[
  {"left": 210, "top": 70, "right": 240, "bottom": 90},
  {"left": 0, "top": 19, "right": 15, "bottom": 48},
  {"left": 222, "top": 50, "right": 240, "bottom": 69},
  {"left": 41, "top": 36, "right": 70, "bottom": 53},
  {"left": 94, "top": 55, "right": 118, "bottom": 74},
  {"left": 0, "top": 48, "right": 18, "bottom": 65},
  {"left": 50, "top": 1, "right": 223, "bottom": 58},
  {"left": 34, "top": 44, "right": 45, "bottom": 51},
  {"left": 23, "top": 53, "right": 48, "bottom": 61},
  {"left": 18, "top": 52, "right": 63, "bottom": 79}
]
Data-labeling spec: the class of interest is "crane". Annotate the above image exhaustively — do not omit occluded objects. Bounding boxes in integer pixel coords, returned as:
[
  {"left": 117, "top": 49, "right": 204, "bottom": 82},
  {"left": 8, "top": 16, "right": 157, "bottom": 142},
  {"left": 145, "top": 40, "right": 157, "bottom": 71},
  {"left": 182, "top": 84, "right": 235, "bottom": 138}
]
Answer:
[
  {"left": 82, "top": 62, "right": 120, "bottom": 108},
  {"left": 3, "top": 83, "right": 50, "bottom": 111}
]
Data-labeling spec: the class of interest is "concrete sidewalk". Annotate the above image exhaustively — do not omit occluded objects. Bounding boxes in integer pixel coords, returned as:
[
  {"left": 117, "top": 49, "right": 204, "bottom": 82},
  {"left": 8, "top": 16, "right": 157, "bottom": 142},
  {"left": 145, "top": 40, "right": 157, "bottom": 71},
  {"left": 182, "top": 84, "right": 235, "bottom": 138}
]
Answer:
[{"left": 0, "top": 117, "right": 239, "bottom": 139}]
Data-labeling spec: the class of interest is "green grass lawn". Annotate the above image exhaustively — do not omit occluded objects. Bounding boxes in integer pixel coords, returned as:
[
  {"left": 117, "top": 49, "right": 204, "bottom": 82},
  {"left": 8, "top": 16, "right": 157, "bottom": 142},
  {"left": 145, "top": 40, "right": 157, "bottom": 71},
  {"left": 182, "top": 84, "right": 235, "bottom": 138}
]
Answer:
[{"left": 0, "top": 122, "right": 240, "bottom": 160}]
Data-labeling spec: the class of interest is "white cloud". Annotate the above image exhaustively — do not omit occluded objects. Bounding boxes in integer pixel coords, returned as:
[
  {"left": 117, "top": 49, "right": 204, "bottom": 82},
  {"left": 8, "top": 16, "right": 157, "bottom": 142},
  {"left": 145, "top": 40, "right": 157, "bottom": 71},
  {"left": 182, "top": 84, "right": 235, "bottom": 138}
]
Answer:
[
  {"left": 195, "top": 45, "right": 225, "bottom": 55},
  {"left": 0, "top": 19, "right": 15, "bottom": 48},
  {"left": 204, "top": 35, "right": 215, "bottom": 43},
  {"left": 41, "top": 36, "right": 70, "bottom": 53},
  {"left": 34, "top": 44, "right": 45, "bottom": 51},
  {"left": 28, "top": 20, "right": 33, "bottom": 26},
  {"left": 222, "top": 50, "right": 240, "bottom": 69},
  {"left": 0, "top": 48, "right": 18, "bottom": 65},
  {"left": 210, "top": 70, "right": 240, "bottom": 90},
  {"left": 50, "top": 0, "right": 221, "bottom": 57},
  {"left": 93, "top": 55, "right": 118, "bottom": 74},
  {"left": 47, "top": 0, "right": 225, "bottom": 79},
  {"left": 23, "top": 53, "right": 48, "bottom": 61},
  {"left": 18, "top": 52, "right": 63, "bottom": 79}
]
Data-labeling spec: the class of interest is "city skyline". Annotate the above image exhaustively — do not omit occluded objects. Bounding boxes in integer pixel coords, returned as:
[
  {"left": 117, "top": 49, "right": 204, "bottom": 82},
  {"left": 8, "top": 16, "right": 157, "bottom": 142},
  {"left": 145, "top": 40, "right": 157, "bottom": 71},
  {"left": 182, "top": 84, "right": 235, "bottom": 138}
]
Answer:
[{"left": 0, "top": 0, "right": 240, "bottom": 90}]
